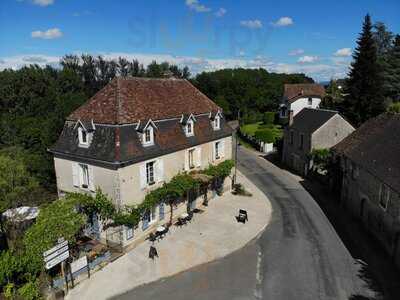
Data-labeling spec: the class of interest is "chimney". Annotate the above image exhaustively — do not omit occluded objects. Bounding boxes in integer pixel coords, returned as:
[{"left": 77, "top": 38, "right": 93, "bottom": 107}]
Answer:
[{"left": 288, "top": 110, "right": 294, "bottom": 126}]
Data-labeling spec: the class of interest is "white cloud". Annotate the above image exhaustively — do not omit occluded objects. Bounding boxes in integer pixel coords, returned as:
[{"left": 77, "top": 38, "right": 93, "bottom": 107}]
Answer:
[
  {"left": 298, "top": 55, "right": 319, "bottom": 63},
  {"left": 32, "top": 0, "right": 54, "bottom": 6},
  {"left": 215, "top": 8, "right": 227, "bottom": 17},
  {"left": 0, "top": 52, "right": 349, "bottom": 81},
  {"left": 271, "top": 17, "right": 293, "bottom": 27},
  {"left": 185, "top": 0, "right": 211, "bottom": 13},
  {"left": 240, "top": 20, "right": 263, "bottom": 29},
  {"left": 289, "top": 49, "right": 304, "bottom": 56},
  {"left": 31, "top": 28, "right": 63, "bottom": 39},
  {"left": 334, "top": 48, "right": 352, "bottom": 57}
]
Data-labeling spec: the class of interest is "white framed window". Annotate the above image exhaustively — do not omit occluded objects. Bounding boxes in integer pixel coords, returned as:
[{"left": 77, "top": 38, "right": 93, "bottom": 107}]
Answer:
[
  {"left": 213, "top": 115, "right": 221, "bottom": 130},
  {"left": 126, "top": 226, "right": 134, "bottom": 240},
  {"left": 146, "top": 161, "right": 155, "bottom": 185},
  {"left": 78, "top": 127, "right": 89, "bottom": 146},
  {"left": 215, "top": 142, "right": 221, "bottom": 159},
  {"left": 189, "top": 148, "right": 195, "bottom": 169},
  {"left": 79, "top": 163, "right": 89, "bottom": 188},
  {"left": 379, "top": 184, "right": 390, "bottom": 210},
  {"left": 142, "top": 126, "right": 154, "bottom": 146},
  {"left": 186, "top": 120, "right": 194, "bottom": 136}
]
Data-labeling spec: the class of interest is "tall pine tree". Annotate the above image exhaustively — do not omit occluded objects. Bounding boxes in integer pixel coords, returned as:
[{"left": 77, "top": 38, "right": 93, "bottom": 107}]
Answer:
[
  {"left": 345, "top": 14, "right": 385, "bottom": 126},
  {"left": 385, "top": 35, "right": 400, "bottom": 102}
]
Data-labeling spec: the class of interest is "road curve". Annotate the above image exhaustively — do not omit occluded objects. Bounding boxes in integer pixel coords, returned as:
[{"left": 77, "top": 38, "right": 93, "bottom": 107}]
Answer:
[{"left": 112, "top": 147, "right": 373, "bottom": 300}]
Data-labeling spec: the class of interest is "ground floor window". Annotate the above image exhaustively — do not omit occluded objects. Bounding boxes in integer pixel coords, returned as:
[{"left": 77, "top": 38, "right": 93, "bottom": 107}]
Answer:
[
  {"left": 79, "top": 163, "right": 89, "bottom": 188},
  {"left": 142, "top": 207, "right": 157, "bottom": 230},
  {"left": 126, "top": 226, "right": 134, "bottom": 240},
  {"left": 215, "top": 142, "right": 221, "bottom": 159}
]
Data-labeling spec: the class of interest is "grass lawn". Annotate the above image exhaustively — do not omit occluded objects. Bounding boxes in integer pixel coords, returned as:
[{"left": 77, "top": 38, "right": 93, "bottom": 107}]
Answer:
[
  {"left": 241, "top": 122, "right": 283, "bottom": 139},
  {"left": 240, "top": 122, "right": 263, "bottom": 136}
]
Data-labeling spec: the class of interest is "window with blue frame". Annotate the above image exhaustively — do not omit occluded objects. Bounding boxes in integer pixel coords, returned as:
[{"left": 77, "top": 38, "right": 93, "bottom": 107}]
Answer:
[
  {"left": 159, "top": 203, "right": 165, "bottom": 220},
  {"left": 126, "top": 226, "right": 134, "bottom": 240}
]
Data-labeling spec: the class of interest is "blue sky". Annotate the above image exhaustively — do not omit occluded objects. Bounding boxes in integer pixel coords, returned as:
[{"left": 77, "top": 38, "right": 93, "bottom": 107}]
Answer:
[{"left": 0, "top": 0, "right": 399, "bottom": 81}]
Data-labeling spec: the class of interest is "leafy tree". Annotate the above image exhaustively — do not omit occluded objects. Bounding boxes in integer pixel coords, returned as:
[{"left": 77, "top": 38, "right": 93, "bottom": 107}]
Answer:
[
  {"left": 22, "top": 198, "right": 86, "bottom": 274},
  {"left": 0, "top": 154, "right": 38, "bottom": 216},
  {"left": 192, "top": 68, "right": 313, "bottom": 120},
  {"left": 345, "top": 14, "right": 385, "bottom": 126}
]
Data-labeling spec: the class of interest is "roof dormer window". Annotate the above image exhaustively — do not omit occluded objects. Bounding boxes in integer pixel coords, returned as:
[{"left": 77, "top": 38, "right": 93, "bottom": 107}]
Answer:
[
  {"left": 181, "top": 114, "right": 196, "bottom": 137},
  {"left": 78, "top": 126, "right": 89, "bottom": 147},
  {"left": 210, "top": 111, "right": 222, "bottom": 131},
  {"left": 75, "top": 119, "right": 95, "bottom": 148},
  {"left": 143, "top": 126, "right": 154, "bottom": 146},
  {"left": 186, "top": 120, "right": 194, "bottom": 137},
  {"left": 139, "top": 119, "right": 156, "bottom": 147},
  {"left": 213, "top": 115, "right": 221, "bottom": 130}
]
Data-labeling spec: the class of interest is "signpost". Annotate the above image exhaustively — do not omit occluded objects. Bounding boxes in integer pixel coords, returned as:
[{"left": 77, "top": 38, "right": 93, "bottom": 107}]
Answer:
[
  {"left": 43, "top": 238, "right": 70, "bottom": 294},
  {"left": 43, "top": 240, "right": 69, "bottom": 270},
  {"left": 70, "top": 256, "right": 88, "bottom": 274}
]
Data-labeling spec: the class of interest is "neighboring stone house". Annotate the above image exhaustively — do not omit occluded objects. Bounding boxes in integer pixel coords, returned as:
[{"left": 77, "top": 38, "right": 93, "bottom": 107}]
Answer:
[
  {"left": 333, "top": 113, "right": 400, "bottom": 268},
  {"left": 279, "top": 83, "right": 326, "bottom": 121},
  {"left": 282, "top": 108, "right": 354, "bottom": 176},
  {"left": 50, "top": 77, "right": 233, "bottom": 248}
]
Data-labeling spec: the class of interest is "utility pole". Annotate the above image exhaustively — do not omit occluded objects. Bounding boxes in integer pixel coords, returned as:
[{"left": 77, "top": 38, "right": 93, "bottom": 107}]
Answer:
[{"left": 234, "top": 109, "right": 240, "bottom": 184}]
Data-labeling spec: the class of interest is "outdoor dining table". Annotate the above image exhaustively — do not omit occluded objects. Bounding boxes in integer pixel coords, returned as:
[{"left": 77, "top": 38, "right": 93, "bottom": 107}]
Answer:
[{"left": 156, "top": 225, "right": 165, "bottom": 233}]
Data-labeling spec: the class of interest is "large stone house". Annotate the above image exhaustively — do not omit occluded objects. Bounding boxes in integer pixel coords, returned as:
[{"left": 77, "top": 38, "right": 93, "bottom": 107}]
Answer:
[
  {"left": 282, "top": 108, "right": 354, "bottom": 176},
  {"left": 333, "top": 113, "right": 400, "bottom": 267},
  {"left": 50, "top": 77, "right": 233, "bottom": 248},
  {"left": 279, "top": 83, "right": 325, "bottom": 121}
]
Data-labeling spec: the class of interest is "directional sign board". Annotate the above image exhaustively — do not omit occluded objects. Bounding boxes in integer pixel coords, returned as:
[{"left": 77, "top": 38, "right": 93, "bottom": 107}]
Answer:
[
  {"left": 43, "top": 240, "right": 69, "bottom": 270},
  {"left": 43, "top": 240, "right": 68, "bottom": 258},
  {"left": 45, "top": 250, "right": 69, "bottom": 270},
  {"left": 70, "top": 256, "right": 88, "bottom": 274}
]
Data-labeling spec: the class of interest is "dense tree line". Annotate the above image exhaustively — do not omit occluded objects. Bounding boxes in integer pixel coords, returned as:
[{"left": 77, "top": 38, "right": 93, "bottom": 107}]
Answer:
[
  {"left": 191, "top": 68, "right": 313, "bottom": 123},
  {"left": 0, "top": 55, "right": 191, "bottom": 205},
  {"left": 324, "top": 15, "right": 400, "bottom": 126}
]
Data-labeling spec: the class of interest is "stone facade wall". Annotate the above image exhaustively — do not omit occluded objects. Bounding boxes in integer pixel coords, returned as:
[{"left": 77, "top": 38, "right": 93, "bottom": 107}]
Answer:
[
  {"left": 54, "top": 136, "right": 233, "bottom": 249},
  {"left": 340, "top": 156, "right": 400, "bottom": 267},
  {"left": 312, "top": 114, "right": 355, "bottom": 150}
]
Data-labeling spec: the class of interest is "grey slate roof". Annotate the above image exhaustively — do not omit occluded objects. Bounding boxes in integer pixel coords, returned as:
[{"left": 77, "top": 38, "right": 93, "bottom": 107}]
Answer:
[
  {"left": 333, "top": 113, "right": 400, "bottom": 193},
  {"left": 50, "top": 114, "right": 232, "bottom": 169},
  {"left": 289, "top": 108, "right": 338, "bottom": 133}
]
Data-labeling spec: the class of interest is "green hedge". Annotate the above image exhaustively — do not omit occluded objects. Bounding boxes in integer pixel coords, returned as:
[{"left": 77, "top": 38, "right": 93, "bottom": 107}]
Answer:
[{"left": 254, "top": 129, "right": 276, "bottom": 143}]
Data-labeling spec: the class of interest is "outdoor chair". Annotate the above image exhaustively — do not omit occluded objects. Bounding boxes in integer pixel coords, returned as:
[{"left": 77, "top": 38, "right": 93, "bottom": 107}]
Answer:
[
  {"left": 176, "top": 218, "right": 186, "bottom": 227},
  {"left": 237, "top": 209, "right": 248, "bottom": 224},
  {"left": 185, "top": 212, "right": 194, "bottom": 222},
  {"left": 148, "top": 232, "right": 157, "bottom": 242}
]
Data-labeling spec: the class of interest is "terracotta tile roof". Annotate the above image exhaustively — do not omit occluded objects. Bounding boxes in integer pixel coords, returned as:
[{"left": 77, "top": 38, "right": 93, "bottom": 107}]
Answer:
[
  {"left": 283, "top": 83, "right": 325, "bottom": 103},
  {"left": 68, "top": 77, "right": 220, "bottom": 124},
  {"left": 333, "top": 113, "right": 400, "bottom": 192}
]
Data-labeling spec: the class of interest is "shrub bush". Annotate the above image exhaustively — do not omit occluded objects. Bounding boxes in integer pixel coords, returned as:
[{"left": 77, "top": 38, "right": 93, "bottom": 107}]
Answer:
[
  {"left": 254, "top": 129, "right": 276, "bottom": 143},
  {"left": 17, "top": 279, "right": 41, "bottom": 300},
  {"left": 388, "top": 102, "right": 400, "bottom": 113}
]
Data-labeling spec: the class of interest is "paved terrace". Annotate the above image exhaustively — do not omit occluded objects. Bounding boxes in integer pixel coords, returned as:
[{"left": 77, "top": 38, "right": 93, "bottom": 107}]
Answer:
[{"left": 67, "top": 170, "right": 272, "bottom": 300}]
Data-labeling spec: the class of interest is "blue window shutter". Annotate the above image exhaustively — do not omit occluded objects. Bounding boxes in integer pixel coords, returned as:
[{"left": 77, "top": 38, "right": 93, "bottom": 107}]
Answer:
[
  {"left": 159, "top": 203, "right": 165, "bottom": 220},
  {"left": 142, "top": 212, "right": 149, "bottom": 231}
]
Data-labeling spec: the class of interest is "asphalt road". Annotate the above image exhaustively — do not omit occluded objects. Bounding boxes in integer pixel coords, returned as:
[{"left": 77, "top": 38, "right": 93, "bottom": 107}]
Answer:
[{"left": 112, "top": 147, "right": 374, "bottom": 300}]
